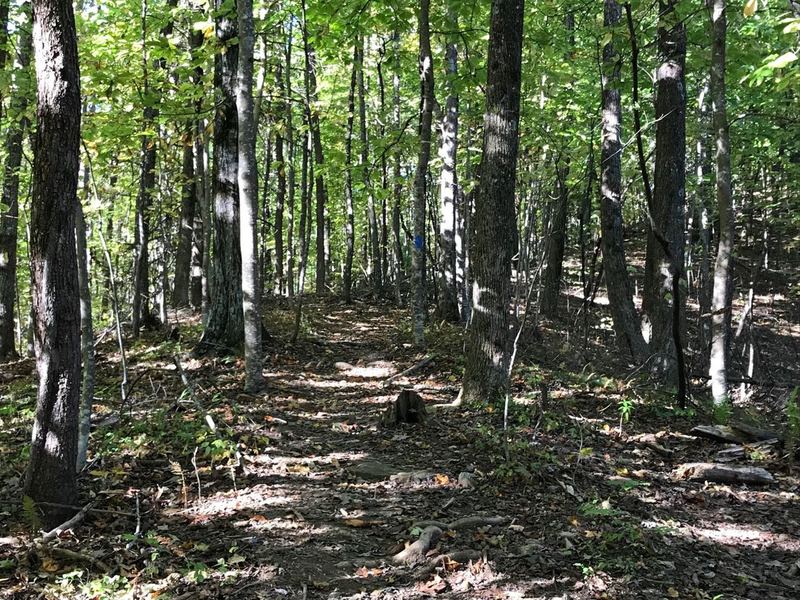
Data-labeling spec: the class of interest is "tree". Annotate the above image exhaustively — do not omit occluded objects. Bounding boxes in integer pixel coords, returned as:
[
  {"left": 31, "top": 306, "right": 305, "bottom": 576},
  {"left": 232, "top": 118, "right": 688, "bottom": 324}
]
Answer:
[
  {"left": 709, "top": 0, "right": 734, "bottom": 407},
  {"left": 598, "top": 0, "right": 649, "bottom": 362},
  {"left": 436, "top": 7, "right": 461, "bottom": 323},
  {"left": 462, "top": 0, "right": 525, "bottom": 405},
  {"left": 342, "top": 44, "right": 357, "bottom": 304},
  {"left": 25, "top": 0, "right": 82, "bottom": 528},
  {"left": 195, "top": 0, "right": 244, "bottom": 355},
  {"left": 643, "top": 0, "right": 687, "bottom": 376},
  {"left": 412, "top": 0, "right": 434, "bottom": 347},
  {"left": 237, "top": 0, "right": 264, "bottom": 392},
  {"left": 0, "top": 9, "right": 32, "bottom": 361}
]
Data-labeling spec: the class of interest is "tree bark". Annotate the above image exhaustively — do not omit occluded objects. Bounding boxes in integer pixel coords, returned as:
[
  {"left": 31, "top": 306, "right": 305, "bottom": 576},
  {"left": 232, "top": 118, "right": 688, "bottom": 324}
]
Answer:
[
  {"left": 195, "top": 0, "right": 244, "bottom": 355},
  {"left": 75, "top": 178, "right": 94, "bottom": 472},
  {"left": 540, "top": 158, "right": 569, "bottom": 316},
  {"left": 392, "top": 31, "right": 404, "bottom": 305},
  {"left": 709, "top": 0, "right": 734, "bottom": 407},
  {"left": 285, "top": 20, "right": 296, "bottom": 297},
  {"left": 237, "top": 0, "right": 264, "bottom": 391},
  {"left": 0, "top": 11, "right": 31, "bottom": 361},
  {"left": 343, "top": 46, "right": 357, "bottom": 304},
  {"left": 642, "top": 0, "right": 687, "bottom": 375},
  {"left": 598, "top": 0, "right": 649, "bottom": 362},
  {"left": 301, "top": 0, "right": 328, "bottom": 295},
  {"left": 436, "top": 11, "right": 460, "bottom": 323},
  {"left": 173, "top": 134, "right": 195, "bottom": 307},
  {"left": 462, "top": 0, "right": 525, "bottom": 405},
  {"left": 357, "top": 37, "right": 381, "bottom": 294},
  {"left": 26, "top": 0, "right": 82, "bottom": 528},
  {"left": 274, "top": 62, "right": 286, "bottom": 296},
  {"left": 412, "top": 0, "right": 435, "bottom": 346}
]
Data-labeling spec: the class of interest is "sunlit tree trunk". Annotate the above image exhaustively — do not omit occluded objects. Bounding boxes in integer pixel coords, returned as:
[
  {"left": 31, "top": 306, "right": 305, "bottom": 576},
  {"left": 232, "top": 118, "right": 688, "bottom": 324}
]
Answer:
[
  {"left": 237, "top": 0, "right": 264, "bottom": 391},
  {"left": 709, "top": 0, "right": 734, "bottom": 407},
  {"left": 436, "top": 9, "right": 460, "bottom": 323},
  {"left": 0, "top": 11, "right": 31, "bottom": 361},
  {"left": 598, "top": 0, "right": 649, "bottom": 362},
  {"left": 75, "top": 174, "right": 94, "bottom": 471},
  {"left": 342, "top": 45, "right": 357, "bottom": 304},
  {"left": 26, "top": 0, "right": 82, "bottom": 528},
  {"left": 412, "top": 0, "right": 434, "bottom": 347},
  {"left": 195, "top": 0, "right": 244, "bottom": 354},
  {"left": 274, "top": 62, "right": 286, "bottom": 296},
  {"left": 357, "top": 37, "right": 381, "bottom": 294},
  {"left": 285, "top": 20, "right": 296, "bottom": 297},
  {"left": 462, "top": 0, "right": 525, "bottom": 405}
]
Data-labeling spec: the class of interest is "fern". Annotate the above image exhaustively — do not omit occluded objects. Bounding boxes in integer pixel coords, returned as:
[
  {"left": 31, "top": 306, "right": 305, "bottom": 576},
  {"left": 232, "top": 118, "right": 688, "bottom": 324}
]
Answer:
[{"left": 22, "top": 495, "right": 41, "bottom": 531}]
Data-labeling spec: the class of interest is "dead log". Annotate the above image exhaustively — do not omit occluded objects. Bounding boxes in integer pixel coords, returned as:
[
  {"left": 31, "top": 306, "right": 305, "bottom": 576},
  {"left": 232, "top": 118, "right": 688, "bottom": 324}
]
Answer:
[
  {"left": 673, "top": 462, "right": 775, "bottom": 485},
  {"left": 716, "top": 439, "right": 780, "bottom": 461},
  {"left": 691, "top": 423, "right": 783, "bottom": 445},
  {"left": 380, "top": 389, "right": 428, "bottom": 427}
]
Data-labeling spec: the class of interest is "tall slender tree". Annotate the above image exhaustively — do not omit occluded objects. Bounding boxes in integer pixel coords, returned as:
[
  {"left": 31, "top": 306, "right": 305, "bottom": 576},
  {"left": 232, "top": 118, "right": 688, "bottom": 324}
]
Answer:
[
  {"left": 709, "top": 0, "right": 734, "bottom": 407},
  {"left": 26, "top": 0, "right": 82, "bottom": 528},
  {"left": 643, "top": 0, "right": 687, "bottom": 376},
  {"left": 412, "top": 0, "right": 434, "bottom": 346},
  {"left": 237, "top": 0, "right": 264, "bottom": 391},
  {"left": 462, "top": 0, "right": 525, "bottom": 405},
  {"left": 436, "top": 7, "right": 460, "bottom": 323},
  {"left": 599, "top": 0, "right": 649, "bottom": 362},
  {"left": 342, "top": 45, "right": 357, "bottom": 304},
  {"left": 0, "top": 9, "right": 32, "bottom": 361}
]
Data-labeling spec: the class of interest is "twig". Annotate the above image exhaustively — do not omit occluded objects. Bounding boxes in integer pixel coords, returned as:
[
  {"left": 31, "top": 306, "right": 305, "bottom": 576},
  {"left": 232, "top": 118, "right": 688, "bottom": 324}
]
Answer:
[
  {"left": 39, "top": 502, "right": 93, "bottom": 542},
  {"left": 381, "top": 354, "right": 434, "bottom": 387},
  {"left": 192, "top": 446, "right": 202, "bottom": 502},
  {"left": 172, "top": 355, "right": 216, "bottom": 433}
]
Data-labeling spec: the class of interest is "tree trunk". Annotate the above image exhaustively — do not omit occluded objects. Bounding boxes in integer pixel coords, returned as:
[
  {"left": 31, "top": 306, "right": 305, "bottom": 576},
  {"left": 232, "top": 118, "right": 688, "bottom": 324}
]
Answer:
[
  {"left": 412, "top": 0, "right": 434, "bottom": 346},
  {"left": 642, "top": 0, "right": 687, "bottom": 375},
  {"left": 274, "top": 62, "right": 286, "bottom": 296},
  {"left": 709, "top": 0, "right": 734, "bottom": 407},
  {"left": 285, "top": 20, "right": 296, "bottom": 297},
  {"left": 26, "top": 0, "right": 82, "bottom": 528},
  {"left": 0, "top": 12, "right": 31, "bottom": 361},
  {"left": 343, "top": 46, "right": 357, "bottom": 304},
  {"left": 357, "top": 37, "right": 381, "bottom": 294},
  {"left": 540, "top": 158, "right": 569, "bottom": 316},
  {"left": 237, "top": 0, "right": 264, "bottom": 391},
  {"left": 75, "top": 178, "right": 94, "bottom": 472},
  {"left": 436, "top": 12, "right": 460, "bottom": 323},
  {"left": 462, "top": 0, "right": 525, "bottom": 405},
  {"left": 195, "top": 0, "right": 243, "bottom": 355},
  {"left": 173, "top": 136, "right": 195, "bottom": 307},
  {"left": 598, "top": 0, "right": 649, "bottom": 362},
  {"left": 301, "top": 1, "right": 328, "bottom": 295},
  {"left": 392, "top": 31, "right": 404, "bottom": 305}
]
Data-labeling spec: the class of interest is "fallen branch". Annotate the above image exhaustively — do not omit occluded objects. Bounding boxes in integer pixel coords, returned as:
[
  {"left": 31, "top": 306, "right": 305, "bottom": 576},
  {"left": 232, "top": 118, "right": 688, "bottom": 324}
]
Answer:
[
  {"left": 673, "top": 462, "right": 775, "bottom": 485},
  {"left": 39, "top": 502, "right": 93, "bottom": 542},
  {"left": 411, "top": 515, "right": 507, "bottom": 531},
  {"left": 381, "top": 355, "right": 434, "bottom": 387},
  {"left": 412, "top": 549, "right": 483, "bottom": 579}
]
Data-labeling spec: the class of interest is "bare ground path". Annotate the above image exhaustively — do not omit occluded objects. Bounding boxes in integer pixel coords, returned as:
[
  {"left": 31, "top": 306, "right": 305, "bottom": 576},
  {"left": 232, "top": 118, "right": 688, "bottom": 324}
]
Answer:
[{"left": 2, "top": 299, "right": 800, "bottom": 599}]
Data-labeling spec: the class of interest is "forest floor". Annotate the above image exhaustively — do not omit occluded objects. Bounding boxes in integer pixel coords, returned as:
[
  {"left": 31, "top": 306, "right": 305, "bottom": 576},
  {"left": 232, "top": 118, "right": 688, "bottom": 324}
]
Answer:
[{"left": 2, "top": 289, "right": 800, "bottom": 599}]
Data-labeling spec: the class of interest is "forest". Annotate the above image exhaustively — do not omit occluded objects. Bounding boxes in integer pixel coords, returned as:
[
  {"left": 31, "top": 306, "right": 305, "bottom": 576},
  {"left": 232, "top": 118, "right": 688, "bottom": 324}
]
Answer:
[{"left": 0, "top": 0, "right": 799, "bottom": 597}]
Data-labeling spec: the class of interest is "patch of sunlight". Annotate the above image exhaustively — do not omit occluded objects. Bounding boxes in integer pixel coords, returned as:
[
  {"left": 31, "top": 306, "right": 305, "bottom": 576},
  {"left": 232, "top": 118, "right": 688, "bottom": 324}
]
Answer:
[
  {"left": 342, "top": 364, "right": 395, "bottom": 378},
  {"left": 646, "top": 518, "right": 800, "bottom": 551},
  {"left": 182, "top": 484, "right": 299, "bottom": 517}
]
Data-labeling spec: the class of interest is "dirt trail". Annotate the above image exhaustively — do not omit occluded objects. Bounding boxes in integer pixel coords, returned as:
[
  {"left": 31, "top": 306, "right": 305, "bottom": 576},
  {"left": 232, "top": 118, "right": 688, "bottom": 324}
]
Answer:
[{"left": 3, "top": 299, "right": 800, "bottom": 599}]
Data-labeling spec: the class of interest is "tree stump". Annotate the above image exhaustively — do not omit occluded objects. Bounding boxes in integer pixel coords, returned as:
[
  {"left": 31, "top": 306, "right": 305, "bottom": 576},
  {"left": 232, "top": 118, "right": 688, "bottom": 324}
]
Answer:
[{"left": 380, "top": 390, "right": 428, "bottom": 427}]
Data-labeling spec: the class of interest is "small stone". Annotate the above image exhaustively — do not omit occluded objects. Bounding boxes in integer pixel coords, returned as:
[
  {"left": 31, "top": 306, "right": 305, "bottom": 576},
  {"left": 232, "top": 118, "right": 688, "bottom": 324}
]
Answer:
[{"left": 458, "top": 471, "right": 475, "bottom": 489}]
